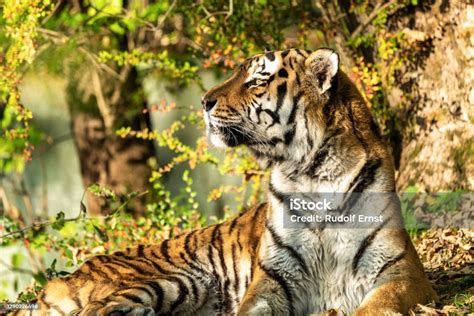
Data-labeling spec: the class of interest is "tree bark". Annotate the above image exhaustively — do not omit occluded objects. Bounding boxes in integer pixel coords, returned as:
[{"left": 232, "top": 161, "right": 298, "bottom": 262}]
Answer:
[
  {"left": 389, "top": 1, "right": 473, "bottom": 191},
  {"left": 68, "top": 66, "right": 154, "bottom": 216}
]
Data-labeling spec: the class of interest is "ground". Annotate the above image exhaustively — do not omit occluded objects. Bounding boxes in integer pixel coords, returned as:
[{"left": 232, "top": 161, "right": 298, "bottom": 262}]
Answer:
[{"left": 410, "top": 228, "right": 473, "bottom": 315}]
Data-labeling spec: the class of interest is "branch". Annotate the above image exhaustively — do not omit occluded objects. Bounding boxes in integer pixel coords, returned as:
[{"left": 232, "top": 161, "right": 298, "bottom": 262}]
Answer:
[
  {"left": 156, "top": 0, "right": 177, "bottom": 30},
  {"left": 0, "top": 258, "right": 35, "bottom": 276},
  {"left": 91, "top": 69, "right": 114, "bottom": 132},
  {"left": 350, "top": 0, "right": 399, "bottom": 40},
  {"left": 0, "top": 191, "right": 148, "bottom": 240}
]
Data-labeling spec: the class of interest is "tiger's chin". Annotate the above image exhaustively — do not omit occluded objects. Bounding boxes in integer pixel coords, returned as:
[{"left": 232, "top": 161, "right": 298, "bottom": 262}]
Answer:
[
  {"left": 208, "top": 132, "right": 229, "bottom": 148},
  {"left": 207, "top": 125, "right": 251, "bottom": 148}
]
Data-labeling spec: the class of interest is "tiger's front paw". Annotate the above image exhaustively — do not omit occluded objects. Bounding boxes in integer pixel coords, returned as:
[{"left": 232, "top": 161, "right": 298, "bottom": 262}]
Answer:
[{"left": 104, "top": 303, "right": 155, "bottom": 316}]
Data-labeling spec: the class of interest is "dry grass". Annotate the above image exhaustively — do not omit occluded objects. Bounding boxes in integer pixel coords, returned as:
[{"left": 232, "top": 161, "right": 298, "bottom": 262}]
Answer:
[{"left": 410, "top": 228, "right": 473, "bottom": 315}]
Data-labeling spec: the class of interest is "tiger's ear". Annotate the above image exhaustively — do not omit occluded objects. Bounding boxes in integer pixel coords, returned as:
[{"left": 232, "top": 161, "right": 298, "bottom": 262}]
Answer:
[{"left": 305, "top": 48, "right": 339, "bottom": 94}]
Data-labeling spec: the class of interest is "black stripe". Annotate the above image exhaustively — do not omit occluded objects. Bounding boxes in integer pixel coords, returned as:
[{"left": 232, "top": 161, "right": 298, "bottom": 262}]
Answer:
[
  {"left": 267, "top": 224, "right": 308, "bottom": 271},
  {"left": 144, "top": 250, "right": 201, "bottom": 301},
  {"left": 110, "top": 257, "right": 154, "bottom": 276},
  {"left": 287, "top": 92, "right": 301, "bottom": 125},
  {"left": 126, "top": 286, "right": 155, "bottom": 301},
  {"left": 160, "top": 239, "right": 172, "bottom": 263},
  {"left": 207, "top": 243, "right": 224, "bottom": 313},
  {"left": 289, "top": 57, "right": 294, "bottom": 70},
  {"left": 145, "top": 281, "right": 164, "bottom": 311},
  {"left": 168, "top": 276, "right": 189, "bottom": 314},
  {"left": 258, "top": 261, "right": 294, "bottom": 314},
  {"left": 352, "top": 219, "right": 390, "bottom": 273},
  {"left": 263, "top": 108, "right": 280, "bottom": 126},
  {"left": 276, "top": 82, "right": 287, "bottom": 112},
  {"left": 119, "top": 251, "right": 167, "bottom": 274},
  {"left": 232, "top": 243, "right": 240, "bottom": 298},
  {"left": 119, "top": 292, "right": 146, "bottom": 304},
  {"left": 179, "top": 252, "right": 207, "bottom": 277},
  {"left": 86, "top": 262, "right": 111, "bottom": 280},
  {"left": 178, "top": 253, "right": 201, "bottom": 303},
  {"left": 207, "top": 243, "right": 216, "bottom": 272},
  {"left": 184, "top": 230, "right": 197, "bottom": 260},
  {"left": 102, "top": 262, "right": 121, "bottom": 277},
  {"left": 229, "top": 216, "right": 239, "bottom": 234},
  {"left": 108, "top": 258, "right": 139, "bottom": 271},
  {"left": 295, "top": 49, "right": 306, "bottom": 58},
  {"left": 283, "top": 126, "right": 296, "bottom": 145},
  {"left": 349, "top": 158, "right": 382, "bottom": 193},
  {"left": 375, "top": 237, "right": 408, "bottom": 280},
  {"left": 305, "top": 141, "right": 330, "bottom": 176},
  {"left": 268, "top": 182, "right": 287, "bottom": 203},
  {"left": 213, "top": 225, "right": 232, "bottom": 312},
  {"left": 266, "top": 74, "right": 276, "bottom": 85},
  {"left": 278, "top": 68, "right": 288, "bottom": 78},
  {"left": 137, "top": 244, "right": 145, "bottom": 257},
  {"left": 236, "top": 225, "right": 243, "bottom": 251}
]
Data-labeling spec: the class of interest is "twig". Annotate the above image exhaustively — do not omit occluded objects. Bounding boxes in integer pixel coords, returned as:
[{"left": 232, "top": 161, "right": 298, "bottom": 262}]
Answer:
[
  {"left": 40, "top": 158, "right": 48, "bottom": 219},
  {"left": 18, "top": 178, "right": 35, "bottom": 224},
  {"left": 225, "top": 0, "right": 233, "bottom": 20},
  {"left": 201, "top": 1, "right": 234, "bottom": 21},
  {"left": 41, "top": 0, "right": 63, "bottom": 25},
  {"left": 0, "top": 191, "right": 148, "bottom": 240},
  {"left": 0, "top": 258, "right": 35, "bottom": 276},
  {"left": 91, "top": 69, "right": 114, "bottom": 132},
  {"left": 350, "top": 0, "right": 399, "bottom": 40},
  {"left": 156, "top": 0, "right": 177, "bottom": 30},
  {"left": 78, "top": 46, "right": 122, "bottom": 81}
]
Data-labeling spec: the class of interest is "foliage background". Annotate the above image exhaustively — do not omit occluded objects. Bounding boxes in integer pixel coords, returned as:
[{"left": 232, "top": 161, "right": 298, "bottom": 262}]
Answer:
[{"left": 0, "top": 0, "right": 472, "bottom": 313}]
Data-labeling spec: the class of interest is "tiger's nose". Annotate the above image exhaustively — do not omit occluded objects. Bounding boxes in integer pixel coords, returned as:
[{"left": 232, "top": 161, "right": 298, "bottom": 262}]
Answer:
[{"left": 202, "top": 97, "right": 217, "bottom": 112}]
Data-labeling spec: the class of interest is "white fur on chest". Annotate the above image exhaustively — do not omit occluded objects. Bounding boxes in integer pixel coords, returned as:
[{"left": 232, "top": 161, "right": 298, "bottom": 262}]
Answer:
[{"left": 266, "top": 202, "right": 372, "bottom": 314}]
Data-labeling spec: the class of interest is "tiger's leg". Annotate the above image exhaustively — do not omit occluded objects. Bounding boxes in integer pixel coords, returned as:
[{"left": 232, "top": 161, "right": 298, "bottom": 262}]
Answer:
[
  {"left": 238, "top": 263, "right": 294, "bottom": 316},
  {"left": 353, "top": 242, "right": 436, "bottom": 316},
  {"left": 36, "top": 274, "right": 202, "bottom": 315},
  {"left": 81, "top": 276, "right": 207, "bottom": 316}
]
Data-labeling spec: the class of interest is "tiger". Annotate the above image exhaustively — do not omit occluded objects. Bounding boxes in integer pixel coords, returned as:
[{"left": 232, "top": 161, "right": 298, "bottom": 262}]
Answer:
[{"left": 9, "top": 48, "right": 436, "bottom": 316}]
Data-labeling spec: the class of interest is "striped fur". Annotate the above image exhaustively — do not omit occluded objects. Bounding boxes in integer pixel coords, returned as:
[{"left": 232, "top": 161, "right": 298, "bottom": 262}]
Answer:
[{"left": 13, "top": 48, "right": 435, "bottom": 315}]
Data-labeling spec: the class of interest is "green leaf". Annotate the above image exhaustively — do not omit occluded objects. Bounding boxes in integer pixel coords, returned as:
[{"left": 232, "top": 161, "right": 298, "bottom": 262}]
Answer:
[
  {"left": 33, "top": 272, "right": 47, "bottom": 286},
  {"left": 93, "top": 225, "right": 109, "bottom": 242},
  {"left": 52, "top": 211, "right": 65, "bottom": 230},
  {"left": 11, "top": 253, "right": 23, "bottom": 269}
]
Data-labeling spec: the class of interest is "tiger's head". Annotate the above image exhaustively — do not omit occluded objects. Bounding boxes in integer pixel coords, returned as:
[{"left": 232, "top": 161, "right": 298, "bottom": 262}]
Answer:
[{"left": 202, "top": 48, "right": 341, "bottom": 162}]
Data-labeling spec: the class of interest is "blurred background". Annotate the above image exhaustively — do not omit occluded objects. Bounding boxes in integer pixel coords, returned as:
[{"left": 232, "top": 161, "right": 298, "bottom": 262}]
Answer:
[{"left": 0, "top": 0, "right": 472, "bottom": 313}]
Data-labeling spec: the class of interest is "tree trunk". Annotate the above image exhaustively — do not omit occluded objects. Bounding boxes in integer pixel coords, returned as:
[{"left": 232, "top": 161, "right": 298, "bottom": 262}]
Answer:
[
  {"left": 68, "top": 65, "right": 154, "bottom": 216},
  {"left": 389, "top": 1, "right": 473, "bottom": 191},
  {"left": 71, "top": 114, "right": 153, "bottom": 215}
]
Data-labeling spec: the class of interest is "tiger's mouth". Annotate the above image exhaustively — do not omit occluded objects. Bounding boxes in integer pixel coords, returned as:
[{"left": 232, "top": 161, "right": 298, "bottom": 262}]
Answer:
[
  {"left": 218, "top": 125, "right": 252, "bottom": 147},
  {"left": 207, "top": 123, "right": 251, "bottom": 147}
]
